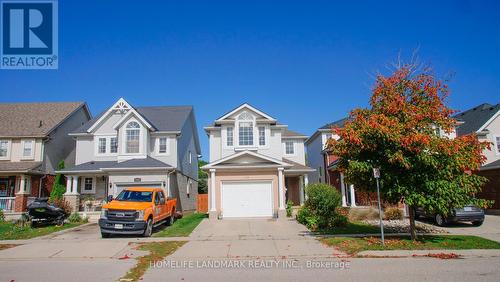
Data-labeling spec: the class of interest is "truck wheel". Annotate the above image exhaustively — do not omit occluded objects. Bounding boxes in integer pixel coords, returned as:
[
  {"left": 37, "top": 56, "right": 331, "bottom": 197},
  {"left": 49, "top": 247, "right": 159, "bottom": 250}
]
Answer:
[
  {"left": 143, "top": 218, "right": 153, "bottom": 237},
  {"left": 167, "top": 215, "right": 174, "bottom": 226},
  {"left": 101, "top": 232, "right": 110, "bottom": 238}
]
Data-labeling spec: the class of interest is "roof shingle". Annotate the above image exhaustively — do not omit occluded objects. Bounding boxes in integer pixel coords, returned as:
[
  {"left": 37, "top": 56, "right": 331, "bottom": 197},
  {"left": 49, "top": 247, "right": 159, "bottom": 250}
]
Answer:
[
  {"left": 454, "top": 103, "right": 500, "bottom": 136},
  {"left": 72, "top": 106, "right": 193, "bottom": 134},
  {"left": 0, "top": 102, "right": 85, "bottom": 137}
]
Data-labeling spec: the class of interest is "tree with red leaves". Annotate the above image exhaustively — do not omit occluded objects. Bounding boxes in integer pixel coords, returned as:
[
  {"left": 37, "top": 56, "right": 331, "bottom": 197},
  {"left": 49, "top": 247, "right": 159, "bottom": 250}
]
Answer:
[{"left": 328, "top": 65, "right": 491, "bottom": 240}]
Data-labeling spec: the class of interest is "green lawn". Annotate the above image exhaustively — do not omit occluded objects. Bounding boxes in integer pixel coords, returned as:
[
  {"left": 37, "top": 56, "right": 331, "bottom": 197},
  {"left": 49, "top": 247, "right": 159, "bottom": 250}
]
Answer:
[
  {"left": 322, "top": 235, "right": 500, "bottom": 255},
  {"left": 316, "top": 221, "right": 394, "bottom": 235},
  {"left": 153, "top": 213, "right": 206, "bottom": 237},
  {"left": 0, "top": 221, "right": 82, "bottom": 240},
  {"left": 121, "top": 241, "right": 186, "bottom": 282}
]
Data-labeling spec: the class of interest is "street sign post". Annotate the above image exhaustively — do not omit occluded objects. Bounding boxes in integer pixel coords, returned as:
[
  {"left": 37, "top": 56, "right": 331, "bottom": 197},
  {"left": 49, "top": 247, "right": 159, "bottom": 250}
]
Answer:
[{"left": 373, "top": 168, "right": 385, "bottom": 246}]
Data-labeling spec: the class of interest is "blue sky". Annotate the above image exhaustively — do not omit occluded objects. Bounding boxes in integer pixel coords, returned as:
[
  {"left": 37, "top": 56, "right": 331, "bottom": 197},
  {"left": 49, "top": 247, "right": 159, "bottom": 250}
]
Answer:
[{"left": 1, "top": 0, "right": 500, "bottom": 158}]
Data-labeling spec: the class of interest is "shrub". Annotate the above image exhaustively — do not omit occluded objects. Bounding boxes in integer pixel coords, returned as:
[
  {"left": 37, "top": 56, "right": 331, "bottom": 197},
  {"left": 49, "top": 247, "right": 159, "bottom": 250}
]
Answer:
[
  {"left": 298, "top": 183, "right": 346, "bottom": 230},
  {"left": 49, "top": 160, "right": 66, "bottom": 201},
  {"left": 286, "top": 200, "right": 293, "bottom": 217},
  {"left": 51, "top": 198, "right": 72, "bottom": 215},
  {"left": 68, "top": 212, "right": 81, "bottom": 223},
  {"left": 0, "top": 210, "right": 4, "bottom": 222},
  {"left": 296, "top": 207, "right": 318, "bottom": 230},
  {"left": 384, "top": 207, "right": 404, "bottom": 220},
  {"left": 348, "top": 207, "right": 380, "bottom": 221}
]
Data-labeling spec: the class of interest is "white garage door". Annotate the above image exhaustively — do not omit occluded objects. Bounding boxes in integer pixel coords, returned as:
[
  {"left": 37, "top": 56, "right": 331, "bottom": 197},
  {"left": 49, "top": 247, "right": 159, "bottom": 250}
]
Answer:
[{"left": 222, "top": 181, "right": 273, "bottom": 218}]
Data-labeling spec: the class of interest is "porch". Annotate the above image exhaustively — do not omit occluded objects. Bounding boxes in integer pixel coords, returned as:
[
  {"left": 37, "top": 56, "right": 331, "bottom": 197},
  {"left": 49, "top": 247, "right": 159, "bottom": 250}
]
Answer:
[{"left": 0, "top": 174, "right": 45, "bottom": 213}]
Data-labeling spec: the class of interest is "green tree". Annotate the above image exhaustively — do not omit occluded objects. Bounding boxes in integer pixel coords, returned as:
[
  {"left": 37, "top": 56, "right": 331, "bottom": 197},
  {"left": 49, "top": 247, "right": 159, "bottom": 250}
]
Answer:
[
  {"left": 198, "top": 160, "right": 208, "bottom": 194},
  {"left": 328, "top": 65, "right": 490, "bottom": 240},
  {"left": 49, "top": 160, "right": 66, "bottom": 201}
]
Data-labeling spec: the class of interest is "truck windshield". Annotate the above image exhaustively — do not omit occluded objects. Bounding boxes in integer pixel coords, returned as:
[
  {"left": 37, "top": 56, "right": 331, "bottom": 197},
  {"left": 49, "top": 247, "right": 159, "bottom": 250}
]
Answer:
[{"left": 115, "top": 190, "right": 153, "bottom": 202}]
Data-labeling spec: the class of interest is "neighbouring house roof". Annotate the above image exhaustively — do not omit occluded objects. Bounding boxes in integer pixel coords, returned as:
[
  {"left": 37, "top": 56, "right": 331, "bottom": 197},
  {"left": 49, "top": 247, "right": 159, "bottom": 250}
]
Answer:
[
  {"left": 453, "top": 103, "right": 500, "bottom": 136},
  {"left": 58, "top": 157, "right": 173, "bottom": 173},
  {"left": 282, "top": 129, "right": 308, "bottom": 138},
  {"left": 481, "top": 159, "right": 500, "bottom": 171},
  {"left": 0, "top": 161, "right": 43, "bottom": 174},
  {"left": 319, "top": 117, "right": 349, "bottom": 130},
  {"left": 0, "top": 102, "right": 89, "bottom": 137},
  {"left": 72, "top": 105, "right": 194, "bottom": 134},
  {"left": 305, "top": 117, "right": 348, "bottom": 145}
]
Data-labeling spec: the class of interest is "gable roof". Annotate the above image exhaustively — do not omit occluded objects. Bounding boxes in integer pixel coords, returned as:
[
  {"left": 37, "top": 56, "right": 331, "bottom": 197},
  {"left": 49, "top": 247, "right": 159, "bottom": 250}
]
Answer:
[
  {"left": 215, "top": 103, "right": 276, "bottom": 122},
  {"left": 0, "top": 102, "right": 89, "bottom": 137},
  {"left": 319, "top": 117, "right": 349, "bottom": 130},
  {"left": 305, "top": 117, "right": 348, "bottom": 145},
  {"left": 453, "top": 103, "right": 500, "bottom": 136},
  {"left": 202, "top": 150, "right": 291, "bottom": 169},
  {"left": 72, "top": 105, "right": 194, "bottom": 134},
  {"left": 282, "top": 128, "right": 308, "bottom": 139}
]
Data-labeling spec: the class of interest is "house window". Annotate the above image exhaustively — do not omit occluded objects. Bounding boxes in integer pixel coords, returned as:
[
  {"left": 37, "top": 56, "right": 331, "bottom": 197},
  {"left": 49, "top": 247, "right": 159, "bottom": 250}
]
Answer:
[
  {"left": 0, "top": 140, "right": 9, "bottom": 158},
  {"left": 159, "top": 137, "right": 167, "bottom": 154},
  {"left": 126, "top": 121, "right": 140, "bottom": 153},
  {"left": 189, "top": 151, "right": 193, "bottom": 164},
  {"left": 496, "top": 136, "right": 500, "bottom": 154},
  {"left": 258, "top": 126, "right": 266, "bottom": 146},
  {"left": 82, "top": 177, "right": 95, "bottom": 193},
  {"left": 22, "top": 140, "right": 34, "bottom": 158},
  {"left": 285, "top": 141, "right": 294, "bottom": 154},
  {"left": 239, "top": 122, "right": 253, "bottom": 146},
  {"left": 227, "top": 127, "right": 234, "bottom": 146},
  {"left": 110, "top": 137, "right": 118, "bottom": 153},
  {"left": 98, "top": 138, "right": 107, "bottom": 154}
]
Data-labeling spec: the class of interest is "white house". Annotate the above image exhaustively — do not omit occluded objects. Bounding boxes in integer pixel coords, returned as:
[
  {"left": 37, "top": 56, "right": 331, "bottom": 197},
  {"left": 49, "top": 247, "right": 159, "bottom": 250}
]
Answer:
[{"left": 58, "top": 98, "right": 201, "bottom": 212}]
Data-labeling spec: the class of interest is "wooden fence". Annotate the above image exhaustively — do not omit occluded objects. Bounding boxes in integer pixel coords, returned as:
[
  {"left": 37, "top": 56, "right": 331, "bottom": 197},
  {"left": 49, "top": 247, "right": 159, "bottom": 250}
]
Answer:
[{"left": 197, "top": 194, "right": 208, "bottom": 213}]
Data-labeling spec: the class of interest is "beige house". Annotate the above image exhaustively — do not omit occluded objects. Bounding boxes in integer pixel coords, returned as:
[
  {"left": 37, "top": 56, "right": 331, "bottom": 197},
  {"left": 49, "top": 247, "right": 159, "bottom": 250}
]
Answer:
[
  {"left": 0, "top": 102, "right": 91, "bottom": 213},
  {"left": 202, "top": 103, "right": 314, "bottom": 219}
]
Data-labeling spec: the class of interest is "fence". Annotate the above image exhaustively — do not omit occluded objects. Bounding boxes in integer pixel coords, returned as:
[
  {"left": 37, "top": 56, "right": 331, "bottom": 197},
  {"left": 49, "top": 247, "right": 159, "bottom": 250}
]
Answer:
[{"left": 197, "top": 194, "right": 208, "bottom": 213}]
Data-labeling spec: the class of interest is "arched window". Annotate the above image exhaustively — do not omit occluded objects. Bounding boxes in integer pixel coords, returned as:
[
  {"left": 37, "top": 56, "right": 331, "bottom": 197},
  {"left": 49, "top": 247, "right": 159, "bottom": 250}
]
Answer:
[
  {"left": 238, "top": 111, "right": 253, "bottom": 146},
  {"left": 126, "top": 121, "right": 140, "bottom": 153}
]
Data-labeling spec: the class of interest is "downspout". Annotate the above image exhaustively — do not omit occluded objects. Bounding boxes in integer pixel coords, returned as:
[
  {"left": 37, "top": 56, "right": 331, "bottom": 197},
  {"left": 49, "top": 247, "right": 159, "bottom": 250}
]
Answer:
[
  {"left": 166, "top": 169, "right": 175, "bottom": 198},
  {"left": 38, "top": 175, "right": 47, "bottom": 198}
]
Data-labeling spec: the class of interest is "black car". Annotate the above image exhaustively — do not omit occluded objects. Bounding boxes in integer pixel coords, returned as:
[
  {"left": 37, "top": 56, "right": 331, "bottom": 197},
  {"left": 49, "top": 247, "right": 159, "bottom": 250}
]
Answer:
[{"left": 414, "top": 205, "right": 485, "bottom": 227}]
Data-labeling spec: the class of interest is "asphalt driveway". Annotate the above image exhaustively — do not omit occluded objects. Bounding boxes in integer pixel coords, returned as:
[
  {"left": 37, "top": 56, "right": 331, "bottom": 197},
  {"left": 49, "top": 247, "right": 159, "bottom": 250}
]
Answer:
[{"left": 441, "top": 215, "right": 500, "bottom": 243}]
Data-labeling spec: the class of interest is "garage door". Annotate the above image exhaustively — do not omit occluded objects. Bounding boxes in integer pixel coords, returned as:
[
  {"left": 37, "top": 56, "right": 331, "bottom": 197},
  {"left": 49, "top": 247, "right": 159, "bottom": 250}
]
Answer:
[{"left": 222, "top": 181, "right": 273, "bottom": 218}]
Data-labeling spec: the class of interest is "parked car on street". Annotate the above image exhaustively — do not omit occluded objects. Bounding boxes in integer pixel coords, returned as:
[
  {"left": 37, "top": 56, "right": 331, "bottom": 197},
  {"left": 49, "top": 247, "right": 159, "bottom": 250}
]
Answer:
[
  {"left": 414, "top": 205, "right": 485, "bottom": 227},
  {"left": 98, "top": 187, "right": 177, "bottom": 238}
]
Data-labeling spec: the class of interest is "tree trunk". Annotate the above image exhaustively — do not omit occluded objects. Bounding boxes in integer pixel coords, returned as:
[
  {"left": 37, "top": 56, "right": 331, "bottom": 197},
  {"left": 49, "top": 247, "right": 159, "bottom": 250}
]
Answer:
[{"left": 408, "top": 205, "right": 417, "bottom": 240}]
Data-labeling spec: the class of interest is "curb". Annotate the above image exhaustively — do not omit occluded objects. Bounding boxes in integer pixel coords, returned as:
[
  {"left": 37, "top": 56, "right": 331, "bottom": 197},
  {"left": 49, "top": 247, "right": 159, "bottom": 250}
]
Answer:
[{"left": 356, "top": 249, "right": 500, "bottom": 259}]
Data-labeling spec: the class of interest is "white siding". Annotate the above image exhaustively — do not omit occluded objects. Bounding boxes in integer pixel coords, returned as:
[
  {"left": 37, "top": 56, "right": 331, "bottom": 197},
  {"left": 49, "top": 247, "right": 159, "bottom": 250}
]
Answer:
[{"left": 481, "top": 114, "right": 500, "bottom": 165}]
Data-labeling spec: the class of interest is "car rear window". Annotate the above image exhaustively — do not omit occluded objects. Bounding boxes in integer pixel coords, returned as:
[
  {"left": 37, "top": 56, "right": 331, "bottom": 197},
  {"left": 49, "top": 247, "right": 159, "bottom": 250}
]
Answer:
[{"left": 115, "top": 190, "right": 153, "bottom": 202}]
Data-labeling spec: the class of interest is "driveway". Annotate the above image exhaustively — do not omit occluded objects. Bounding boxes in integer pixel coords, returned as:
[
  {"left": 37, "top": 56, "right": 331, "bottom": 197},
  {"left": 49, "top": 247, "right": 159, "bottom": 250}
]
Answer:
[
  {"left": 0, "top": 223, "right": 138, "bottom": 282},
  {"left": 172, "top": 218, "right": 340, "bottom": 259},
  {"left": 440, "top": 215, "right": 500, "bottom": 243}
]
